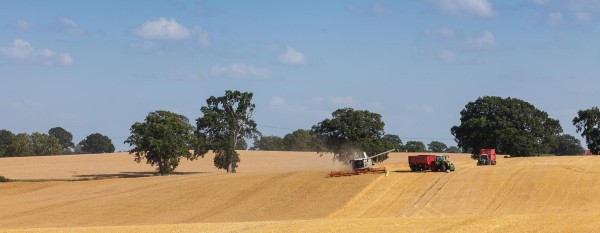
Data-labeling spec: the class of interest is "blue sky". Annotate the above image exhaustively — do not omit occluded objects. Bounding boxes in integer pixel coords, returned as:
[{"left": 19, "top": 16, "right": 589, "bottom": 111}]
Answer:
[{"left": 1, "top": 0, "right": 599, "bottom": 151}]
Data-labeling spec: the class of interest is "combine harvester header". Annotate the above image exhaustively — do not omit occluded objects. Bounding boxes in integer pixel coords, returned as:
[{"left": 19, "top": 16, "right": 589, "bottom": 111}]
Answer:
[{"left": 329, "top": 149, "right": 397, "bottom": 177}]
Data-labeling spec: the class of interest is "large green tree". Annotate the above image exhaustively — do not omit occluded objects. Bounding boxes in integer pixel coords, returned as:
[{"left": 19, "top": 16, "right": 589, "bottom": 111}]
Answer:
[
  {"left": 428, "top": 141, "right": 448, "bottom": 152},
  {"left": 195, "top": 90, "right": 260, "bottom": 173},
  {"left": 451, "top": 96, "right": 563, "bottom": 157},
  {"left": 125, "top": 110, "right": 196, "bottom": 175},
  {"left": 573, "top": 107, "right": 600, "bottom": 155},
  {"left": 253, "top": 135, "right": 284, "bottom": 151},
  {"left": 552, "top": 134, "right": 584, "bottom": 155},
  {"left": 30, "top": 132, "right": 61, "bottom": 156},
  {"left": 312, "top": 108, "right": 392, "bottom": 162},
  {"left": 78, "top": 133, "right": 115, "bottom": 154},
  {"left": 48, "top": 127, "right": 74, "bottom": 153},
  {"left": 405, "top": 141, "right": 426, "bottom": 152},
  {"left": 0, "top": 130, "right": 14, "bottom": 157}
]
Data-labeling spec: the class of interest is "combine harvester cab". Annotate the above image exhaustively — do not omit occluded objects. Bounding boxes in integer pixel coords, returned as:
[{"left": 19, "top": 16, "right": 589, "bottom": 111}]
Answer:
[
  {"left": 408, "top": 154, "right": 455, "bottom": 172},
  {"left": 329, "top": 149, "right": 396, "bottom": 177},
  {"left": 477, "top": 149, "right": 497, "bottom": 166}
]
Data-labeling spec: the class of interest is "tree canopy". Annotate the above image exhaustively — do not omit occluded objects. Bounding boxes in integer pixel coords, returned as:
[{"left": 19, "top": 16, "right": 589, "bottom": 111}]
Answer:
[
  {"left": 444, "top": 146, "right": 462, "bottom": 153},
  {"left": 0, "top": 130, "right": 14, "bottom": 157},
  {"left": 48, "top": 127, "right": 74, "bottom": 153},
  {"left": 573, "top": 107, "right": 600, "bottom": 155},
  {"left": 7, "top": 133, "right": 33, "bottom": 156},
  {"left": 405, "top": 141, "right": 426, "bottom": 152},
  {"left": 451, "top": 96, "right": 563, "bottom": 157},
  {"left": 236, "top": 138, "right": 248, "bottom": 150},
  {"left": 282, "top": 129, "right": 325, "bottom": 152},
  {"left": 195, "top": 90, "right": 260, "bottom": 173},
  {"left": 428, "top": 141, "right": 448, "bottom": 152},
  {"left": 79, "top": 133, "right": 115, "bottom": 154},
  {"left": 252, "top": 135, "right": 284, "bottom": 151},
  {"left": 1, "top": 132, "right": 61, "bottom": 157},
  {"left": 30, "top": 132, "right": 61, "bottom": 156},
  {"left": 125, "top": 110, "right": 196, "bottom": 175},
  {"left": 552, "top": 134, "right": 584, "bottom": 155},
  {"left": 382, "top": 134, "right": 403, "bottom": 151},
  {"left": 312, "top": 108, "right": 392, "bottom": 162}
]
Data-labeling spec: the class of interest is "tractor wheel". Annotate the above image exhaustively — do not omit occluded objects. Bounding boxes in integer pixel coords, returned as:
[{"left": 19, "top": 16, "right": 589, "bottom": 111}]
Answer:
[
  {"left": 440, "top": 165, "right": 447, "bottom": 172},
  {"left": 477, "top": 161, "right": 481, "bottom": 166}
]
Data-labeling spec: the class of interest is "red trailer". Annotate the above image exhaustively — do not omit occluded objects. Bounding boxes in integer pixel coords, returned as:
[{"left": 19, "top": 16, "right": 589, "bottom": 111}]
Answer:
[
  {"left": 478, "top": 149, "right": 496, "bottom": 165},
  {"left": 408, "top": 155, "right": 436, "bottom": 172}
]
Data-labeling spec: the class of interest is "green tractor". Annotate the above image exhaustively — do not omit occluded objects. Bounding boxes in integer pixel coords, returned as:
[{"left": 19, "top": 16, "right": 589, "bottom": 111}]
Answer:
[{"left": 431, "top": 155, "right": 455, "bottom": 172}]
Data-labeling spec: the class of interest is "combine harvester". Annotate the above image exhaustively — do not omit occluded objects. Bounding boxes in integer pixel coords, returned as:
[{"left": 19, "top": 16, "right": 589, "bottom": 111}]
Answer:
[{"left": 329, "top": 149, "right": 397, "bottom": 177}]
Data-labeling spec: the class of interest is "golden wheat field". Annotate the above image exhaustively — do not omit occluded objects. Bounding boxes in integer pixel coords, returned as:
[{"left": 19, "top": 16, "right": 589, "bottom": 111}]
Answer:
[{"left": 1, "top": 151, "right": 600, "bottom": 232}]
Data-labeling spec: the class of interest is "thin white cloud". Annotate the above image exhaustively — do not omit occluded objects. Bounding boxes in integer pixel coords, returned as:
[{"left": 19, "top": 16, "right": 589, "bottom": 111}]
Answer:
[
  {"left": 432, "top": 0, "right": 496, "bottom": 17},
  {"left": 59, "top": 17, "right": 84, "bottom": 35},
  {"left": 532, "top": 0, "right": 549, "bottom": 5},
  {"left": 135, "top": 18, "right": 190, "bottom": 40},
  {"left": 548, "top": 12, "right": 565, "bottom": 25},
  {"left": 210, "top": 63, "right": 271, "bottom": 79},
  {"left": 278, "top": 46, "right": 307, "bottom": 65},
  {"left": 271, "top": 96, "right": 285, "bottom": 106},
  {"left": 16, "top": 20, "right": 33, "bottom": 32},
  {"left": 333, "top": 96, "right": 354, "bottom": 105},
  {"left": 438, "top": 49, "right": 457, "bottom": 63},
  {"left": 347, "top": 1, "right": 394, "bottom": 15},
  {"left": 465, "top": 31, "right": 496, "bottom": 49},
  {"left": 0, "top": 39, "right": 73, "bottom": 65}
]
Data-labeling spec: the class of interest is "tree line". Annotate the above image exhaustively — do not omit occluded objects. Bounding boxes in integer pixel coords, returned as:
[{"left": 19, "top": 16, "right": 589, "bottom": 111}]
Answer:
[
  {"left": 0, "top": 127, "right": 115, "bottom": 157},
  {"left": 3, "top": 91, "right": 599, "bottom": 176},
  {"left": 251, "top": 132, "right": 460, "bottom": 153}
]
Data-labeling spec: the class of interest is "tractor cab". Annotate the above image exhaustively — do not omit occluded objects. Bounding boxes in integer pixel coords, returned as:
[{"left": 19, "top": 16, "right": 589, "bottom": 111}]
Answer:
[{"left": 435, "top": 155, "right": 448, "bottom": 162}]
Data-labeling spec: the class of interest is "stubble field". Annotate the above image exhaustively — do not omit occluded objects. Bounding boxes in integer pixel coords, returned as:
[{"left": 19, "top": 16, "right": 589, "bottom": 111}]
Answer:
[{"left": 1, "top": 151, "right": 600, "bottom": 232}]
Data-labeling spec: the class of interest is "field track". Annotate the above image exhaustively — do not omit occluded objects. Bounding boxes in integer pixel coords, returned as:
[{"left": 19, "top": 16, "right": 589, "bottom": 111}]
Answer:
[{"left": 1, "top": 151, "right": 600, "bottom": 232}]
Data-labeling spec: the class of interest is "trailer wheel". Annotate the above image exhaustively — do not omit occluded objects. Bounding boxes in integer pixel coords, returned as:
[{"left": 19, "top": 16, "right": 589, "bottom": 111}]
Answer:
[
  {"left": 431, "top": 165, "right": 437, "bottom": 172},
  {"left": 491, "top": 161, "right": 496, "bottom": 165},
  {"left": 410, "top": 165, "right": 416, "bottom": 172}
]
